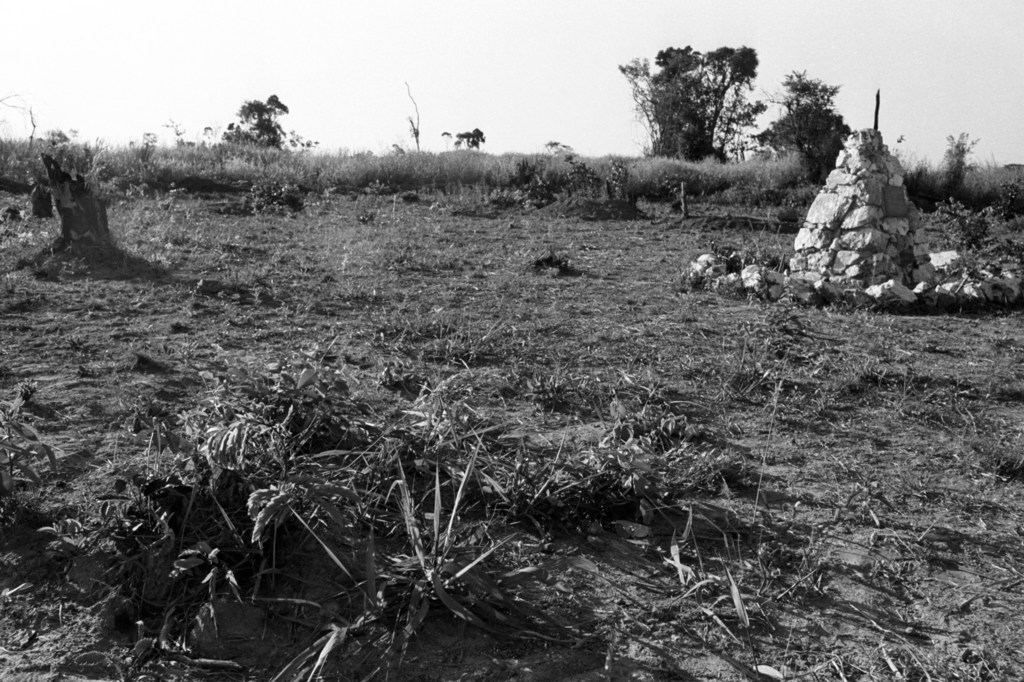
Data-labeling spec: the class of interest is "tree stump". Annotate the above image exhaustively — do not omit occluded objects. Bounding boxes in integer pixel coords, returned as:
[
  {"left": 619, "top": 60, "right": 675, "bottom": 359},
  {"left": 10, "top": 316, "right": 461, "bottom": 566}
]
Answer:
[
  {"left": 40, "top": 154, "right": 113, "bottom": 253},
  {"left": 30, "top": 182, "right": 53, "bottom": 218}
]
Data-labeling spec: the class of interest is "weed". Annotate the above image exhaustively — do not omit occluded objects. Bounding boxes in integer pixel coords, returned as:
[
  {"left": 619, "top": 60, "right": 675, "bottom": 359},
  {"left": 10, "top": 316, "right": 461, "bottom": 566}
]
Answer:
[
  {"left": 996, "top": 179, "right": 1024, "bottom": 219},
  {"left": 934, "top": 199, "right": 993, "bottom": 252},
  {"left": 247, "top": 181, "right": 305, "bottom": 214},
  {"left": 374, "top": 311, "right": 512, "bottom": 367},
  {"left": 563, "top": 155, "right": 603, "bottom": 198},
  {"left": 531, "top": 248, "right": 579, "bottom": 277},
  {"left": 606, "top": 159, "right": 631, "bottom": 202},
  {"left": 524, "top": 370, "right": 590, "bottom": 412},
  {"left": 0, "top": 388, "right": 57, "bottom": 497},
  {"left": 942, "top": 132, "right": 978, "bottom": 198}
]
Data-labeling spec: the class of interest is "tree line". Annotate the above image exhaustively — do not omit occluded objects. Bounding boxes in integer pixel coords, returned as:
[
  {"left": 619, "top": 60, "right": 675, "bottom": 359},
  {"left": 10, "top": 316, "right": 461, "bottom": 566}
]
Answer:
[
  {"left": 152, "top": 44, "right": 849, "bottom": 185},
  {"left": 620, "top": 45, "right": 850, "bottom": 181}
]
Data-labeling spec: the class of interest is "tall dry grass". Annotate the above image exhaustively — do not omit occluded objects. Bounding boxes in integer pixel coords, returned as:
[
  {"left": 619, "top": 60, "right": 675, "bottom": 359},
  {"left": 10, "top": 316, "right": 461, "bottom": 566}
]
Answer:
[{"left": 2, "top": 135, "right": 1017, "bottom": 209}]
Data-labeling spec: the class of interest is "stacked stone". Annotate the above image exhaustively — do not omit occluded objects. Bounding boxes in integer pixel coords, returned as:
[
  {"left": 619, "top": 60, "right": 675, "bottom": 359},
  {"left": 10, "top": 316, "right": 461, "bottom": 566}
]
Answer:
[{"left": 789, "top": 129, "right": 934, "bottom": 288}]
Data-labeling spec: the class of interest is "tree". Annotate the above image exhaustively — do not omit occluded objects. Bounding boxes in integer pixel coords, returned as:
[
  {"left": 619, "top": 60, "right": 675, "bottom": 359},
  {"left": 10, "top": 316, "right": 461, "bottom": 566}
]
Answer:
[
  {"left": 405, "top": 82, "right": 421, "bottom": 152},
  {"left": 454, "top": 129, "right": 485, "bottom": 150},
  {"left": 619, "top": 46, "right": 764, "bottom": 160},
  {"left": 756, "top": 71, "right": 851, "bottom": 182},
  {"left": 222, "top": 95, "right": 290, "bottom": 148}
]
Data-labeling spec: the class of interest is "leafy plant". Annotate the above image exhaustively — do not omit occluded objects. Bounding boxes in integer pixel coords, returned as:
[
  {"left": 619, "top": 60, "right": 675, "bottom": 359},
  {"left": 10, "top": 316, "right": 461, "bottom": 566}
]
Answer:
[
  {"left": 247, "top": 180, "right": 305, "bottom": 214},
  {"left": 606, "top": 159, "right": 631, "bottom": 202},
  {"left": 996, "top": 179, "right": 1024, "bottom": 219},
  {"left": 0, "top": 388, "right": 57, "bottom": 497},
  {"left": 564, "top": 155, "right": 603, "bottom": 198},
  {"left": 525, "top": 371, "right": 590, "bottom": 412},
  {"left": 185, "top": 358, "right": 366, "bottom": 476},
  {"left": 942, "top": 132, "right": 978, "bottom": 198},
  {"left": 934, "top": 199, "right": 992, "bottom": 252}
]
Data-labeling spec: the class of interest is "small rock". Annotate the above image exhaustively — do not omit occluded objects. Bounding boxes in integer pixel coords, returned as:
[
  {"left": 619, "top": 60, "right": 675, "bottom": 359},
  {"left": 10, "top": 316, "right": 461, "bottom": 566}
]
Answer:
[
  {"left": 835, "top": 227, "right": 889, "bottom": 251},
  {"left": 840, "top": 204, "right": 883, "bottom": 230},
  {"left": 689, "top": 253, "right": 724, "bottom": 278},
  {"left": 795, "top": 225, "right": 834, "bottom": 251},
  {"left": 740, "top": 264, "right": 764, "bottom": 289},
  {"left": 805, "top": 192, "right": 855, "bottom": 228},
  {"left": 993, "top": 275, "right": 1021, "bottom": 303},
  {"left": 913, "top": 281, "right": 939, "bottom": 308},
  {"left": 788, "top": 279, "right": 821, "bottom": 305},
  {"left": 930, "top": 250, "right": 961, "bottom": 271},
  {"left": 961, "top": 282, "right": 987, "bottom": 303},
  {"left": 844, "top": 288, "right": 877, "bottom": 307},
  {"left": 814, "top": 279, "right": 845, "bottom": 303},
  {"left": 865, "top": 279, "right": 917, "bottom": 307},
  {"left": 911, "top": 262, "right": 937, "bottom": 285}
]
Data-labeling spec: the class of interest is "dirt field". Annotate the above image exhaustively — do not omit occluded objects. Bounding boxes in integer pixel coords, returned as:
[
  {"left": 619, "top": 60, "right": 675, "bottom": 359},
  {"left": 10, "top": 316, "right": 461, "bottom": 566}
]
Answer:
[{"left": 2, "top": 189, "right": 1023, "bottom": 681}]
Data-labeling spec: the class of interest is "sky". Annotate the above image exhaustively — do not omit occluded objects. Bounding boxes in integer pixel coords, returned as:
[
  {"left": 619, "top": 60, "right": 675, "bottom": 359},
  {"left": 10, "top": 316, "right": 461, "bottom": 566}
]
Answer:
[{"left": 1, "top": 0, "right": 1022, "bottom": 165}]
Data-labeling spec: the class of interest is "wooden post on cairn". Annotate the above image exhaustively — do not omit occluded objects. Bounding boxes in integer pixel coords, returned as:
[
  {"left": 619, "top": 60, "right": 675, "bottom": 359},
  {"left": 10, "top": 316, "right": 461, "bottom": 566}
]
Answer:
[
  {"left": 40, "top": 154, "right": 113, "bottom": 253},
  {"left": 679, "top": 181, "right": 689, "bottom": 218}
]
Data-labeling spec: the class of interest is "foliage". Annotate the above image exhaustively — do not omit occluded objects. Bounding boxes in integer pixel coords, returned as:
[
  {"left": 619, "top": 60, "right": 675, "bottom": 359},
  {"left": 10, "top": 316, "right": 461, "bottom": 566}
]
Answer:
[
  {"left": 933, "top": 199, "right": 993, "bottom": 252},
  {"left": 619, "top": 45, "right": 765, "bottom": 160},
  {"left": 222, "top": 95, "right": 315, "bottom": 149},
  {"left": 246, "top": 180, "right": 305, "bottom": 214},
  {"left": 996, "top": 179, "right": 1024, "bottom": 219},
  {"left": 756, "top": 71, "right": 850, "bottom": 183},
  {"left": 563, "top": 155, "right": 603, "bottom": 197},
  {"left": 606, "top": 159, "right": 631, "bottom": 202},
  {"left": 454, "top": 129, "right": 486, "bottom": 150},
  {"left": 942, "top": 132, "right": 978, "bottom": 198},
  {"left": 0, "top": 132, "right": 815, "bottom": 206},
  {"left": 0, "top": 384, "right": 57, "bottom": 497}
]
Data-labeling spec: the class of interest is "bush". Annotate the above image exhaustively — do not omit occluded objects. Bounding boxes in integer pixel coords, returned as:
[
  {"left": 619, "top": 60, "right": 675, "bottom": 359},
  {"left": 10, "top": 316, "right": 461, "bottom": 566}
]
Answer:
[
  {"left": 934, "top": 199, "right": 992, "bottom": 251},
  {"left": 247, "top": 181, "right": 305, "bottom": 213},
  {"left": 941, "top": 133, "right": 978, "bottom": 199},
  {"left": 996, "top": 180, "right": 1024, "bottom": 219}
]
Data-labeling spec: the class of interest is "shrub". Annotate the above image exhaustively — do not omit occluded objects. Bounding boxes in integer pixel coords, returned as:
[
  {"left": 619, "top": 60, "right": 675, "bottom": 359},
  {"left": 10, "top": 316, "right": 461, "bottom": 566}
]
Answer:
[
  {"left": 934, "top": 199, "right": 992, "bottom": 251},
  {"left": 941, "top": 133, "right": 978, "bottom": 199},
  {"left": 563, "top": 155, "right": 603, "bottom": 198},
  {"left": 996, "top": 179, "right": 1024, "bottom": 219},
  {"left": 247, "top": 180, "right": 305, "bottom": 214}
]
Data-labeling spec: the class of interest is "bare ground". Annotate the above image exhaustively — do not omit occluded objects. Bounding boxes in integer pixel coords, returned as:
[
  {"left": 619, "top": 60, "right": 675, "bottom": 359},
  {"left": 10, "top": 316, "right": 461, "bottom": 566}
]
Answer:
[{"left": 1, "top": 189, "right": 1023, "bottom": 681}]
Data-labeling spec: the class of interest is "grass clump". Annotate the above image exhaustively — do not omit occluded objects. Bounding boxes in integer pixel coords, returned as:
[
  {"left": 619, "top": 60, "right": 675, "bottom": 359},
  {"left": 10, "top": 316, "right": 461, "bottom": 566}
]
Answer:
[{"left": 92, "top": 355, "right": 585, "bottom": 679}]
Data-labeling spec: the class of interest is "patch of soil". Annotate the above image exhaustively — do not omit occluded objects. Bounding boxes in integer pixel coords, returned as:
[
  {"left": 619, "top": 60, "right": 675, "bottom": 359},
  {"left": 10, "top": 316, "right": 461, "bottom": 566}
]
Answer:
[
  {"left": 2, "top": 196, "right": 1024, "bottom": 680},
  {"left": 167, "top": 176, "right": 251, "bottom": 194},
  {"left": 536, "top": 197, "right": 646, "bottom": 221}
]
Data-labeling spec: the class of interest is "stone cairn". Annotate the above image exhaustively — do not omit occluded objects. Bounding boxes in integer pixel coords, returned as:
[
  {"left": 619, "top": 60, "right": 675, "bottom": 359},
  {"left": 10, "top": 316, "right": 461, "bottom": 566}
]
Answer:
[
  {"left": 685, "top": 128, "right": 1023, "bottom": 309},
  {"left": 789, "top": 129, "right": 933, "bottom": 291}
]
